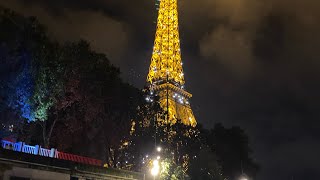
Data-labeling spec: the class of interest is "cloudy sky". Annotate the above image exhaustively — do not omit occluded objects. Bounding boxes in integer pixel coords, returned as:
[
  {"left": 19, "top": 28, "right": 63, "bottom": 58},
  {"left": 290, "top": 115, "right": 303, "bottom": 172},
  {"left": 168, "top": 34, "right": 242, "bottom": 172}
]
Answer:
[{"left": 1, "top": 0, "right": 320, "bottom": 179}]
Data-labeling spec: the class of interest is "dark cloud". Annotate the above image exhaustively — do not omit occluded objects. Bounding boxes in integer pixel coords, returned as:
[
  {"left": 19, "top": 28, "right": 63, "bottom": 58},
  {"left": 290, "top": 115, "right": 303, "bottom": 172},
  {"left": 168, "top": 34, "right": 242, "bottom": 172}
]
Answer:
[
  {"left": 199, "top": 25, "right": 255, "bottom": 76},
  {"left": 1, "top": 0, "right": 320, "bottom": 179},
  {"left": 0, "top": 0, "right": 154, "bottom": 70}
]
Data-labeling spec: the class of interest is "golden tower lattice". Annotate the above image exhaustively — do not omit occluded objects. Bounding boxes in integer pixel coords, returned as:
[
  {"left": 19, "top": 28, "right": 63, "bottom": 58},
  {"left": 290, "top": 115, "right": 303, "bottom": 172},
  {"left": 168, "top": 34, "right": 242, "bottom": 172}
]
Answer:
[{"left": 146, "top": 0, "right": 196, "bottom": 126}]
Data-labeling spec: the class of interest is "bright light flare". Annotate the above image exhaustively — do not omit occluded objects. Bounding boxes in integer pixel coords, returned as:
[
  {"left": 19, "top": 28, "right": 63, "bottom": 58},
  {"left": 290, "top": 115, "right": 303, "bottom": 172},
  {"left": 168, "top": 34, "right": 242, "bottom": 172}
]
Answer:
[
  {"left": 151, "top": 159, "right": 160, "bottom": 176},
  {"left": 151, "top": 167, "right": 159, "bottom": 176},
  {"left": 239, "top": 176, "right": 248, "bottom": 180},
  {"left": 157, "top": 146, "right": 162, "bottom": 152}
]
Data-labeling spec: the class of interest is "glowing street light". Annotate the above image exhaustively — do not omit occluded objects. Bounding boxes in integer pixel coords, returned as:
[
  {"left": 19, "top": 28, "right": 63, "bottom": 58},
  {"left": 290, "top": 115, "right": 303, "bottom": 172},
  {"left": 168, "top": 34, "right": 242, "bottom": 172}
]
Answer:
[
  {"left": 151, "top": 167, "right": 159, "bottom": 176},
  {"left": 151, "top": 159, "right": 160, "bottom": 176},
  {"left": 157, "top": 146, "right": 162, "bottom": 152},
  {"left": 153, "top": 160, "right": 159, "bottom": 167}
]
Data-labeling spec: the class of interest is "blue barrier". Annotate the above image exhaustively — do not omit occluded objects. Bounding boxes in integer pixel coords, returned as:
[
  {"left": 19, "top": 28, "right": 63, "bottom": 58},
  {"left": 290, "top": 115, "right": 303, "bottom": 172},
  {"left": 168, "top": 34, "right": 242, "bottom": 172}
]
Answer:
[{"left": 1, "top": 140, "right": 54, "bottom": 157}]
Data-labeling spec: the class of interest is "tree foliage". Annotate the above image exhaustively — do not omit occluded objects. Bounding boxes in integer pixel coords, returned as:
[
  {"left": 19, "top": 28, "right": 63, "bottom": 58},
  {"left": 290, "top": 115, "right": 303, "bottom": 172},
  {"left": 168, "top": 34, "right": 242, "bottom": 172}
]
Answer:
[
  {"left": 47, "top": 41, "right": 142, "bottom": 164},
  {"left": 0, "top": 7, "right": 141, "bottom": 157},
  {"left": 0, "top": 7, "right": 47, "bottom": 133}
]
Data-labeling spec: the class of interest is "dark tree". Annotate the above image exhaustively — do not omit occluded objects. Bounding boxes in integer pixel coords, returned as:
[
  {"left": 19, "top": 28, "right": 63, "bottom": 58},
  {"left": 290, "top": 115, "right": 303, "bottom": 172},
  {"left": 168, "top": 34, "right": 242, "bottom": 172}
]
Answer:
[
  {"left": 46, "top": 41, "right": 142, "bottom": 166},
  {"left": 189, "top": 147, "right": 224, "bottom": 180},
  {"left": 206, "top": 123, "right": 259, "bottom": 179},
  {"left": 0, "top": 7, "right": 48, "bottom": 137}
]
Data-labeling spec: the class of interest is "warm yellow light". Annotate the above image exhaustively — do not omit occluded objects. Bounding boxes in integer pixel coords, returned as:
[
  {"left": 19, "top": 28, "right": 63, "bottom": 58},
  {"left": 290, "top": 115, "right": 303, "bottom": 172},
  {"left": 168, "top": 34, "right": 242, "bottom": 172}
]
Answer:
[
  {"left": 151, "top": 159, "right": 160, "bottom": 176},
  {"left": 153, "top": 160, "right": 159, "bottom": 166},
  {"left": 151, "top": 167, "right": 159, "bottom": 176},
  {"left": 157, "top": 146, "right": 162, "bottom": 152},
  {"left": 147, "top": 0, "right": 184, "bottom": 84},
  {"left": 146, "top": 0, "right": 197, "bottom": 126}
]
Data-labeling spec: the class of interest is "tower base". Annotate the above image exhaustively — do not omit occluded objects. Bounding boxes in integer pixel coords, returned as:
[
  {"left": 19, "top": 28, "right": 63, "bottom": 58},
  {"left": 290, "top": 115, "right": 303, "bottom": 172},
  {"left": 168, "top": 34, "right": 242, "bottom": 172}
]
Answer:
[{"left": 151, "top": 83, "right": 196, "bottom": 126}]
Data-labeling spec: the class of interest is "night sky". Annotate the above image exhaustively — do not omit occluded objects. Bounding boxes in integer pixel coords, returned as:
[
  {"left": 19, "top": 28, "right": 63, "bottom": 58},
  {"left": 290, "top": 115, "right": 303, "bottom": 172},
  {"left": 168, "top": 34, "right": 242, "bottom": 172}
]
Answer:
[{"left": 1, "top": 0, "right": 320, "bottom": 179}]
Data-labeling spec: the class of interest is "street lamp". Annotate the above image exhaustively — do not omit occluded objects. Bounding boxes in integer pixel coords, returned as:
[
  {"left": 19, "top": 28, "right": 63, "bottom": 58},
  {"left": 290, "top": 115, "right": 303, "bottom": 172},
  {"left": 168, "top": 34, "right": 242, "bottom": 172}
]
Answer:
[
  {"left": 157, "top": 146, "right": 162, "bottom": 152},
  {"left": 151, "top": 159, "right": 160, "bottom": 177}
]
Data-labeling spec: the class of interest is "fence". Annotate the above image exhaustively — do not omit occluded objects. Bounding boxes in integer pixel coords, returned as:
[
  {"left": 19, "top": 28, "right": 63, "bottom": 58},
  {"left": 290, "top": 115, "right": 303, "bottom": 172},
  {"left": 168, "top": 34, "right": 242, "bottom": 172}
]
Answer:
[{"left": 1, "top": 140, "right": 102, "bottom": 166}]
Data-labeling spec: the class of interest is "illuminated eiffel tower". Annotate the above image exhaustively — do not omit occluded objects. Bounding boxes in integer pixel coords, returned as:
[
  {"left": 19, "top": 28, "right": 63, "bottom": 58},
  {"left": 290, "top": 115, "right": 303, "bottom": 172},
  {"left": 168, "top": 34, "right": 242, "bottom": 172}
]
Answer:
[{"left": 146, "top": 0, "right": 196, "bottom": 126}]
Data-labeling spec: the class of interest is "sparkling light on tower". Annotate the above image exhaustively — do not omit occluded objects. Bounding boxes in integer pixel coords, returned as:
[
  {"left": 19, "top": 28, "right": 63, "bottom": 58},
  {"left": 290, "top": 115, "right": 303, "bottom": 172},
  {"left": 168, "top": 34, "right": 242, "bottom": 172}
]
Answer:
[{"left": 146, "top": 0, "right": 197, "bottom": 126}]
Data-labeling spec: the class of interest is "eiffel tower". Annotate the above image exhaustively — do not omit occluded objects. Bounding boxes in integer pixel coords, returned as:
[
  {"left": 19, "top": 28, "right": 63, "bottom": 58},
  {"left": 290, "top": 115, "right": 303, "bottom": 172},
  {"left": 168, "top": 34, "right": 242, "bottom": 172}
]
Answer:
[{"left": 146, "top": 0, "right": 196, "bottom": 126}]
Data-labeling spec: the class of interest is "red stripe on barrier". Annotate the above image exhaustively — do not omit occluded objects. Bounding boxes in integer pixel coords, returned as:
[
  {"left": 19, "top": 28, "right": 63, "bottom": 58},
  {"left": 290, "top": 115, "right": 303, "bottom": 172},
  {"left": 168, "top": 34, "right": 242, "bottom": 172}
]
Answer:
[{"left": 56, "top": 151, "right": 102, "bottom": 166}]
